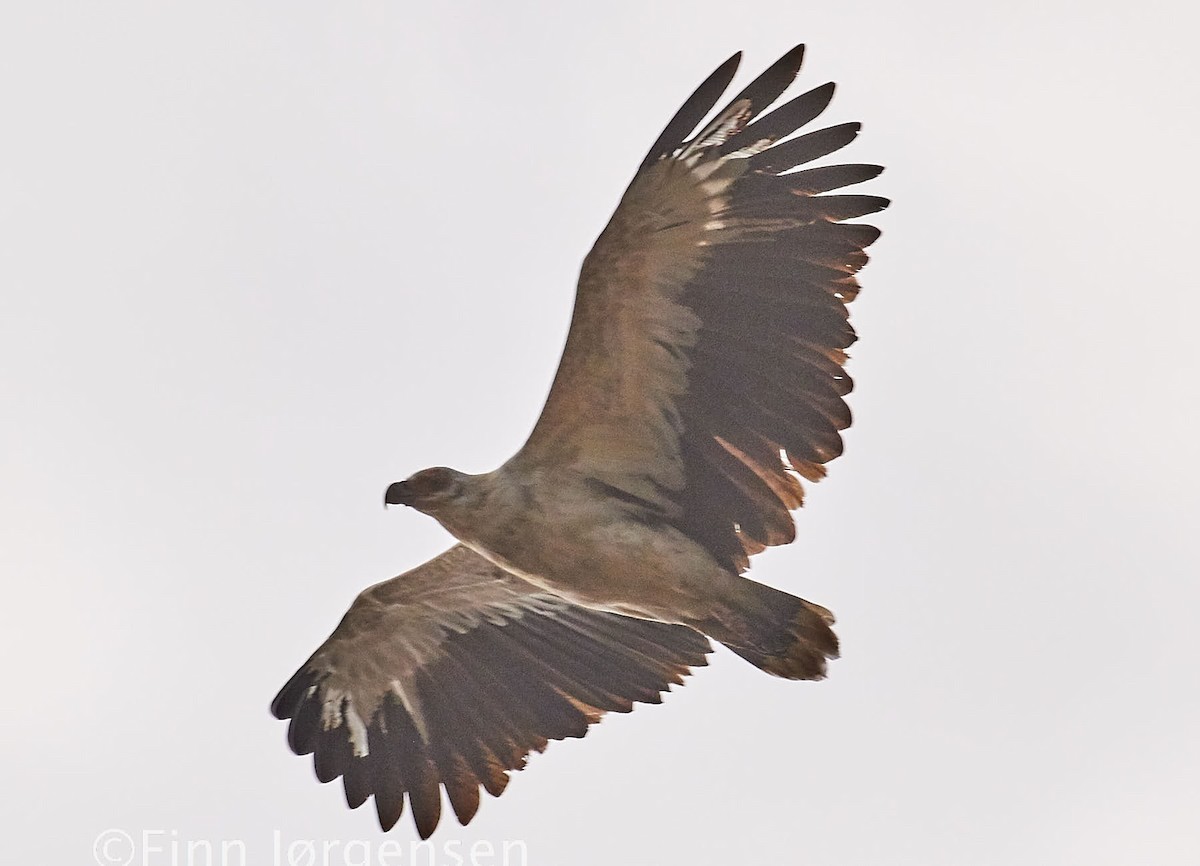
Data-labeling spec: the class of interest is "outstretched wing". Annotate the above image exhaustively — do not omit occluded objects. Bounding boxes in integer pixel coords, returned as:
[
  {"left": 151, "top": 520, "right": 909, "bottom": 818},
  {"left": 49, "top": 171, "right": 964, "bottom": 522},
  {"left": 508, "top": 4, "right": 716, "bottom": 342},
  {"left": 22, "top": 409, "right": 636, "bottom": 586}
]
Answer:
[
  {"left": 514, "top": 45, "right": 887, "bottom": 573},
  {"left": 271, "top": 545, "right": 711, "bottom": 838}
]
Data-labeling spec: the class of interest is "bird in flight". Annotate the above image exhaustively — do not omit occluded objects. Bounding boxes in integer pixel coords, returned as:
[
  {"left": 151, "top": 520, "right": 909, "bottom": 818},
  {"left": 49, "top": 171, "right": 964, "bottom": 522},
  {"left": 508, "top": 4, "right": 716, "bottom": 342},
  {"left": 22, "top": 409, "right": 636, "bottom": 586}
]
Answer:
[{"left": 272, "top": 44, "right": 887, "bottom": 838}]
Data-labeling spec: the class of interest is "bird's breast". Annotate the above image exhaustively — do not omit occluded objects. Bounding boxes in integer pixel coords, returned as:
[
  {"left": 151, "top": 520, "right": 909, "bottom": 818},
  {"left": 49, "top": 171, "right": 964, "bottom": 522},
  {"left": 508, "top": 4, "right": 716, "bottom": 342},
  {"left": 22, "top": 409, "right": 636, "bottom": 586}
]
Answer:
[{"left": 447, "top": 473, "right": 724, "bottom": 621}]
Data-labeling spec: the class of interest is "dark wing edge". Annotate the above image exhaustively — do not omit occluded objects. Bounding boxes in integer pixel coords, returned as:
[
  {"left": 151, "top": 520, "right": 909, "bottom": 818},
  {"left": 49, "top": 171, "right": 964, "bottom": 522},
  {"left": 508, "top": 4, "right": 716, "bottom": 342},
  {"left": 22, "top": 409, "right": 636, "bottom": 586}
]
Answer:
[
  {"left": 270, "top": 547, "right": 712, "bottom": 839},
  {"left": 653, "top": 46, "right": 889, "bottom": 572}
]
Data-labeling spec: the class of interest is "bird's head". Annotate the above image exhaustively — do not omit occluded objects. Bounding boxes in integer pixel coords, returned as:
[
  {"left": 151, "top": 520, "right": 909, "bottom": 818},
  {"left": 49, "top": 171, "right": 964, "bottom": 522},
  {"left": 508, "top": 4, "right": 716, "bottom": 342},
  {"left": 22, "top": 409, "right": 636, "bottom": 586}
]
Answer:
[{"left": 384, "top": 467, "right": 470, "bottom": 516}]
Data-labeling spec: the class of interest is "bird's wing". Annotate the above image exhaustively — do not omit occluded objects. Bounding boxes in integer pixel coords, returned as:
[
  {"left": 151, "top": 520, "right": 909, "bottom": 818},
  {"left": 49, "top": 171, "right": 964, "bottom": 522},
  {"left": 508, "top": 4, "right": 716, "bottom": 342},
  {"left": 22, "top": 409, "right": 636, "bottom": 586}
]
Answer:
[
  {"left": 271, "top": 544, "right": 711, "bottom": 838},
  {"left": 514, "top": 46, "right": 887, "bottom": 573}
]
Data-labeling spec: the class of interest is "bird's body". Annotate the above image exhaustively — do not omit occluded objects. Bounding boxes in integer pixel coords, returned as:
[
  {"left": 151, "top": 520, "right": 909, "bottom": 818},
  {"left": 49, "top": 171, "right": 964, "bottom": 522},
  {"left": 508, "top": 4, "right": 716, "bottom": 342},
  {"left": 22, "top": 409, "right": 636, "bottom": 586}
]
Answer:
[
  {"left": 442, "top": 468, "right": 725, "bottom": 623},
  {"left": 273, "top": 44, "right": 887, "bottom": 838},
  {"left": 410, "top": 464, "right": 833, "bottom": 670}
]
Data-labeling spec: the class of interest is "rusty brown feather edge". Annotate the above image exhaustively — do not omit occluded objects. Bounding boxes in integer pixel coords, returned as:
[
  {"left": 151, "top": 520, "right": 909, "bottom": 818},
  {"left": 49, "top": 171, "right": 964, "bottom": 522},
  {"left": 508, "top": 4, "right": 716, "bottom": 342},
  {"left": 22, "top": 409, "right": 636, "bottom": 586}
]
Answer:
[{"left": 271, "top": 609, "right": 711, "bottom": 838}]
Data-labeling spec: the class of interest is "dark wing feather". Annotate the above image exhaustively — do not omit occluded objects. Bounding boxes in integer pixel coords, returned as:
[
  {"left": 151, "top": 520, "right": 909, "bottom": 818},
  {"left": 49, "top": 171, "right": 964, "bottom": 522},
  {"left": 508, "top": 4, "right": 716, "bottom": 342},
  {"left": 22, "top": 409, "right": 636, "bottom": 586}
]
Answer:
[
  {"left": 271, "top": 546, "right": 711, "bottom": 837},
  {"left": 516, "top": 46, "right": 888, "bottom": 572},
  {"left": 729, "top": 82, "right": 837, "bottom": 153},
  {"left": 638, "top": 52, "right": 742, "bottom": 171}
]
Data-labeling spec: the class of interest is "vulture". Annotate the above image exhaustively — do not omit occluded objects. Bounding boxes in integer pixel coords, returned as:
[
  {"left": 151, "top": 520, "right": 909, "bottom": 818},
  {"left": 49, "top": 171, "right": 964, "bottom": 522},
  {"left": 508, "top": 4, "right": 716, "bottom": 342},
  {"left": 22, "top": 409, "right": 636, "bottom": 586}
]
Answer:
[{"left": 272, "top": 44, "right": 887, "bottom": 838}]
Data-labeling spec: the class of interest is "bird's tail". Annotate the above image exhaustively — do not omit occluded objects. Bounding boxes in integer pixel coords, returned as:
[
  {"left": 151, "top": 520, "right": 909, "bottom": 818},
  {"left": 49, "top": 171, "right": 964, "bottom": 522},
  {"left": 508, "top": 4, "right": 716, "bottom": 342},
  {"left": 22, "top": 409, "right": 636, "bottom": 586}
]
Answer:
[{"left": 695, "top": 579, "right": 839, "bottom": 680}]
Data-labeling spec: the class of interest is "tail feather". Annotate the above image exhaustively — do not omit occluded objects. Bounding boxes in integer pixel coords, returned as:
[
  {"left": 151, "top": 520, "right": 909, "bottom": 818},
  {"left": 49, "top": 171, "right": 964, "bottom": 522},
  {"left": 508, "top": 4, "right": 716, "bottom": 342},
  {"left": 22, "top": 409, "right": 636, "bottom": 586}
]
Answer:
[{"left": 697, "top": 579, "right": 839, "bottom": 680}]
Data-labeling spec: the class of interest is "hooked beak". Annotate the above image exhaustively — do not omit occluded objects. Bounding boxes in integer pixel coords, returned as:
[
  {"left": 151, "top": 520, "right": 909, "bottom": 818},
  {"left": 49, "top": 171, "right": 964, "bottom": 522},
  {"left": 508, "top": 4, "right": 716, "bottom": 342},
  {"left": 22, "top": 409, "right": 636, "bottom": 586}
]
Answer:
[{"left": 384, "top": 481, "right": 412, "bottom": 508}]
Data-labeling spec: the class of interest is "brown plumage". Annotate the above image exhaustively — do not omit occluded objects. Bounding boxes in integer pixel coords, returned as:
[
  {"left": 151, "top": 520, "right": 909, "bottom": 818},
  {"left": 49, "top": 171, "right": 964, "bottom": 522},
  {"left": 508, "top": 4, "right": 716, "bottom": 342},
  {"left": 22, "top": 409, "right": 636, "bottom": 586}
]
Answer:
[
  {"left": 273, "top": 44, "right": 886, "bottom": 837},
  {"left": 272, "top": 546, "right": 710, "bottom": 837}
]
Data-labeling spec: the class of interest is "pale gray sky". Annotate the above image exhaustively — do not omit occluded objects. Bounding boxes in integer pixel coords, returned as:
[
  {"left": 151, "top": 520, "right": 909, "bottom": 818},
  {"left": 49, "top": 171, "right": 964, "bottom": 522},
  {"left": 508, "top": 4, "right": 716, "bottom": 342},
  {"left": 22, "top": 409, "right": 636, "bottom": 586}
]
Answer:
[{"left": 3, "top": 2, "right": 1198, "bottom": 865}]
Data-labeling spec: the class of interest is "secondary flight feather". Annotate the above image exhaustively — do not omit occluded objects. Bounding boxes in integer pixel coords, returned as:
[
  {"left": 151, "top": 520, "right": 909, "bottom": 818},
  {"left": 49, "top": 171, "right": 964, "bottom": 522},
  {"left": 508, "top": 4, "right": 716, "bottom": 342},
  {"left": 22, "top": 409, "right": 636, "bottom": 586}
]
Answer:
[{"left": 273, "top": 44, "right": 887, "bottom": 838}]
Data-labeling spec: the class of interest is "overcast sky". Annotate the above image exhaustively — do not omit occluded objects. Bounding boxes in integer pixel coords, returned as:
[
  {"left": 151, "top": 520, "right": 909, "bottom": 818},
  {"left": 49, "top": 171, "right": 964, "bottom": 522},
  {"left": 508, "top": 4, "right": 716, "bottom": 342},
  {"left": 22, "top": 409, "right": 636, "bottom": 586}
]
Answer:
[{"left": 3, "top": 2, "right": 1198, "bottom": 865}]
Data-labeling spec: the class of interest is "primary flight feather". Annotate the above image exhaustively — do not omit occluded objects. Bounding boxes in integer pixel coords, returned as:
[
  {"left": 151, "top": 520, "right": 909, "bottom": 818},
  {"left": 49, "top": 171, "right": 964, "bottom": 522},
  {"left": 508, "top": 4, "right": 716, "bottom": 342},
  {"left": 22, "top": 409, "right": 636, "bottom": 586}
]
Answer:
[{"left": 272, "top": 44, "right": 887, "bottom": 838}]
